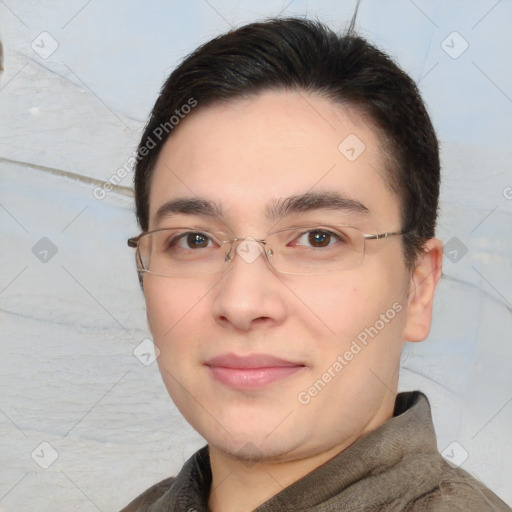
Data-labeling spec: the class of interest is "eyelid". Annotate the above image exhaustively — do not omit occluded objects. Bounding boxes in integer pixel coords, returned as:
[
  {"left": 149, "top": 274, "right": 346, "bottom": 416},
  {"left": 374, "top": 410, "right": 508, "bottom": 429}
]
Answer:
[
  {"left": 173, "top": 229, "right": 213, "bottom": 238},
  {"left": 297, "top": 226, "right": 342, "bottom": 239},
  {"left": 155, "top": 226, "right": 230, "bottom": 238},
  {"left": 157, "top": 213, "right": 231, "bottom": 230},
  {"left": 272, "top": 224, "right": 349, "bottom": 236}
]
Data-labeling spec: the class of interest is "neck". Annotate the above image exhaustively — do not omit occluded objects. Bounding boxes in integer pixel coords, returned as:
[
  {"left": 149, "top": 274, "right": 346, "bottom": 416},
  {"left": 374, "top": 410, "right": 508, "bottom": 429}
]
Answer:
[
  {"left": 207, "top": 439, "right": 351, "bottom": 512},
  {"left": 206, "top": 393, "right": 396, "bottom": 512}
]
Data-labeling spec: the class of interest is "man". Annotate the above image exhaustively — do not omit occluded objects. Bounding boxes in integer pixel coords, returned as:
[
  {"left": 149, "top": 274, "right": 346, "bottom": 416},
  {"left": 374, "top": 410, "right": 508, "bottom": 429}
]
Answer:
[{"left": 121, "top": 17, "right": 510, "bottom": 512}]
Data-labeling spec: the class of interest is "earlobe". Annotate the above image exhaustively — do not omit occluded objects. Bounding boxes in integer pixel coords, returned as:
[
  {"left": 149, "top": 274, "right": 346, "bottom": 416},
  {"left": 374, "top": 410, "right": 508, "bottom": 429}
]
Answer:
[{"left": 403, "top": 238, "right": 443, "bottom": 343}]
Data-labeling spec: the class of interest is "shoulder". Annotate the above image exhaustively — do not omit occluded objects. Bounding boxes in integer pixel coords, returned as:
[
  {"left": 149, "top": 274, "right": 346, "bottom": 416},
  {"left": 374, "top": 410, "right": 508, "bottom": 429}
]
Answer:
[
  {"left": 118, "top": 445, "right": 211, "bottom": 512},
  {"left": 119, "top": 476, "right": 176, "bottom": 512},
  {"left": 408, "top": 463, "right": 511, "bottom": 512}
]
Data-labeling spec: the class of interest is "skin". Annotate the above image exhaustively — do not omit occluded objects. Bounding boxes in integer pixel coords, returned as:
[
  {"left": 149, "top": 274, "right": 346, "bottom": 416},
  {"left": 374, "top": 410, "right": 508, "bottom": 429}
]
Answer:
[{"left": 142, "top": 91, "right": 443, "bottom": 512}]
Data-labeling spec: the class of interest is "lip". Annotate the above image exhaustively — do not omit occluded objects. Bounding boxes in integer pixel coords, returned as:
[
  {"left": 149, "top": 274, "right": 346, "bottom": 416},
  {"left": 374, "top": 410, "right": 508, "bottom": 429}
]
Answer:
[{"left": 205, "top": 353, "right": 305, "bottom": 390}]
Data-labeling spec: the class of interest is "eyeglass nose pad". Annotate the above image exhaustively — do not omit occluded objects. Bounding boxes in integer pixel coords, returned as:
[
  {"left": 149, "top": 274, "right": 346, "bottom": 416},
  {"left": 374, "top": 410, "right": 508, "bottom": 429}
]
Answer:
[
  {"left": 224, "top": 238, "right": 241, "bottom": 263},
  {"left": 224, "top": 237, "right": 269, "bottom": 266}
]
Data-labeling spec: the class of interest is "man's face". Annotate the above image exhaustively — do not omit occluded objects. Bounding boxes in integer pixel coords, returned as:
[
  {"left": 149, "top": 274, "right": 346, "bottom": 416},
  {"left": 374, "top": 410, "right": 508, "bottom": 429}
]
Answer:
[{"left": 143, "top": 91, "right": 413, "bottom": 461}]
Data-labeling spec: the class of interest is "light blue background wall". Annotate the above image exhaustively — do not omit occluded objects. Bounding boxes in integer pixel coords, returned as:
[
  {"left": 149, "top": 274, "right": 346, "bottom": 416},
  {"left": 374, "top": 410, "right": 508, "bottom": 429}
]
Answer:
[{"left": 1, "top": 1, "right": 511, "bottom": 510}]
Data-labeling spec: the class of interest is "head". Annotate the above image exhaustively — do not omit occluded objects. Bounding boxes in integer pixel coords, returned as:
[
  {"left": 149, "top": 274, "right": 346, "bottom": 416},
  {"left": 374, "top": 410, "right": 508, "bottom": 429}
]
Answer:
[{"left": 130, "top": 18, "right": 442, "bottom": 462}]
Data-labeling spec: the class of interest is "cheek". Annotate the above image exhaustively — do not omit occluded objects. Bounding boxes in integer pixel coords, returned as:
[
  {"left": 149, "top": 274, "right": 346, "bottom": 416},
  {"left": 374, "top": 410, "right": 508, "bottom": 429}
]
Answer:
[
  {"left": 144, "top": 278, "right": 210, "bottom": 403},
  {"left": 144, "top": 277, "right": 211, "bottom": 341},
  {"left": 291, "top": 264, "right": 408, "bottom": 347},
  {"left": 299, "top": 282, "right": 362, "bottom": 339}
]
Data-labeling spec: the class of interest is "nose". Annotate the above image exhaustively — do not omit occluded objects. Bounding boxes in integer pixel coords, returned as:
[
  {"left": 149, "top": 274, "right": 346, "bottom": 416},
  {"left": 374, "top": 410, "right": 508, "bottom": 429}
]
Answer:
[{"left": 212, "top": 238, "right": 287, "bottom": 332}]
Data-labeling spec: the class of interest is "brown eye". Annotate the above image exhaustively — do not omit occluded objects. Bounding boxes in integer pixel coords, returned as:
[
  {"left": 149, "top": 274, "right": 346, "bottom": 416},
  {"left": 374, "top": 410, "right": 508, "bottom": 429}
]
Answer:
[
  {"left": 184, "top": 233, "right": 210, "bottom": 249},
  {"left": 168, "top": 232, "right": 213, "bottom": 250},
  {"left": 291, "top": 228, "right": 346, "bottom": 250},
  {"left": 307, "top": 230, "right": 332, "bottom": 247}
]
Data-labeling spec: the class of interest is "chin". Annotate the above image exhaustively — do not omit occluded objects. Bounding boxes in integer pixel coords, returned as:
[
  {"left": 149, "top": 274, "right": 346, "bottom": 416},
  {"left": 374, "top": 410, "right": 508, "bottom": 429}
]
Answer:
[
  {"left": 214, "top": 437, "right": 300, "bottom": 463},
  {"left": 202, "top": 420, "right": 310, "bottom": 463}
]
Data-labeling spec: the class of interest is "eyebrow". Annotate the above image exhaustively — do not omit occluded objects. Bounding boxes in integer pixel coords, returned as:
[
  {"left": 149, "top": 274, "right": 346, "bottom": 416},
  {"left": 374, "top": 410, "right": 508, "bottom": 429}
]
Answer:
[
  {"left": 265, "top": 192, "right": 369, "bottom": 221},
  {"left": 154, "top": 192, "right": 369, "bottom": 224},
  {"left": 155, "top": 197, "right": 224, "bottom": 222}
]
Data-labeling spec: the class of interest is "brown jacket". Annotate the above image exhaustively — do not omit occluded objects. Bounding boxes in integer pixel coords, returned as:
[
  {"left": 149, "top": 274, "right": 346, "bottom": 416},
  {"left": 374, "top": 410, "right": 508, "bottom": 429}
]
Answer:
[{"left": 121, "top": 391, "right": 510, "bottom": 511}]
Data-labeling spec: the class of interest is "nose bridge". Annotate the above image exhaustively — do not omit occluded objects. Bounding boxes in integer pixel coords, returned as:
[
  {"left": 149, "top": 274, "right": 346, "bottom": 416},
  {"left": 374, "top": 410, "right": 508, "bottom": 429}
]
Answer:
[
  {"left": 212, "top": 236, "right": 288, "bottom": 330},
  {"left": 227, "top": 237, "right": 246, "bottom": 258},
  {"left": 227, "top": 236, "right": 269, "bottom": 268}
]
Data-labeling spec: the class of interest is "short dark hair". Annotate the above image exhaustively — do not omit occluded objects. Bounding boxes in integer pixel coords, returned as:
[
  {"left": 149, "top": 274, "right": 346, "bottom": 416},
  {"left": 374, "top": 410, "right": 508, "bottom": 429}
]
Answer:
[{"left": 133, "top": 17, "right": 440, "bottom": 269}]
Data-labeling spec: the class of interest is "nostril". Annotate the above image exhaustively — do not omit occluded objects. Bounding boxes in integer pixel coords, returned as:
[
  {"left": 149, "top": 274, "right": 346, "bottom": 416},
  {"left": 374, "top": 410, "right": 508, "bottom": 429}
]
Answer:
[{"left": 253, "top": 316, "right": 272, "bottom": 326}]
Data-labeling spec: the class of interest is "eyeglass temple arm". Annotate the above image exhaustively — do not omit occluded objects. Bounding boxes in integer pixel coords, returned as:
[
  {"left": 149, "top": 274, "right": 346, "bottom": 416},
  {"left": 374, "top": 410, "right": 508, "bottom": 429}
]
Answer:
[
  {"left": 364, "top": 231, "right": 405, "bottom": 240},
  {"left": 127, "top": 231, "right": 406, "bottom": 247}
]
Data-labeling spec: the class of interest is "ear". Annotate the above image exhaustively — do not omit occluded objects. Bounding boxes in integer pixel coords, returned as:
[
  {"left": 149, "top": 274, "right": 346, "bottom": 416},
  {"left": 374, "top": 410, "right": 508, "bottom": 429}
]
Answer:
[{"left": 403, "top": 238, "right": 443, "bottom": 342}]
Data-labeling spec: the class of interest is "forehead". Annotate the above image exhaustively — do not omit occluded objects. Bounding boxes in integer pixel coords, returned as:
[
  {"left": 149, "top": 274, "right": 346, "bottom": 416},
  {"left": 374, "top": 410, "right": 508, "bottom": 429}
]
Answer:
[{"left": 148, "top": 91, "right": 400, "bottom": 230}]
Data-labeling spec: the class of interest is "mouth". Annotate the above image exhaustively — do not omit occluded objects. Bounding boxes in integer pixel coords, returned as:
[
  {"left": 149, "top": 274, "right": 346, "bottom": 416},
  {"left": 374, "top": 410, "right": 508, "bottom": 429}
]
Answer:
[{"left": 204, "top": 353, "right": 306, "bottom": 390}]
